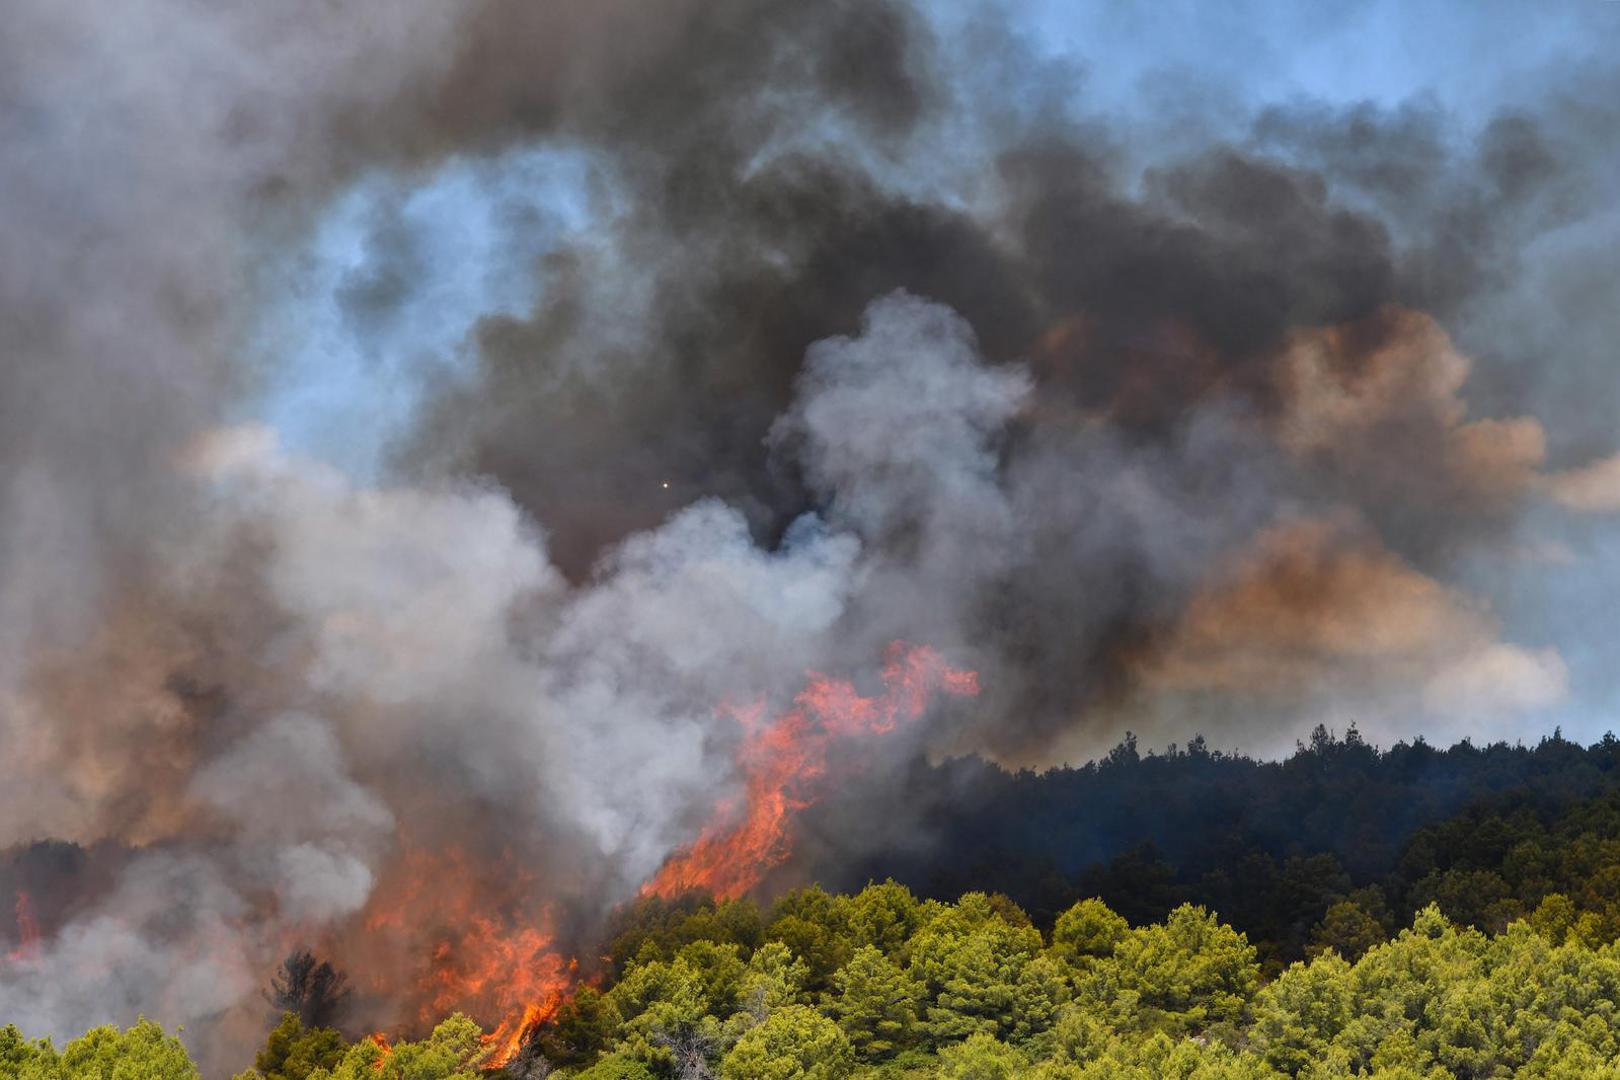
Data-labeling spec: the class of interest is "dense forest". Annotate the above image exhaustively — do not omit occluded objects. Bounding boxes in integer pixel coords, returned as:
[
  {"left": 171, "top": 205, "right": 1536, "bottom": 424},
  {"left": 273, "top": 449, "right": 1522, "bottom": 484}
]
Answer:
[
  {"left": 13, "top": 728, "right": 1620, "bottom": 1078},
  {"left": 801, "top": 726, "right": 1620, "bottom": 968}
]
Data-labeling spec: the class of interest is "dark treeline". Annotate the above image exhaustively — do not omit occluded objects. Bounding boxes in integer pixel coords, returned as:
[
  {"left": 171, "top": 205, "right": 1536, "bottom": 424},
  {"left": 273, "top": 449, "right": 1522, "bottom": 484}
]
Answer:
[
  {"left": 801, "top": 727, "right": 1620, "bottom": 968},
  {"left": 20, "top": 728, "right": 1620, "bottom": 1077}
]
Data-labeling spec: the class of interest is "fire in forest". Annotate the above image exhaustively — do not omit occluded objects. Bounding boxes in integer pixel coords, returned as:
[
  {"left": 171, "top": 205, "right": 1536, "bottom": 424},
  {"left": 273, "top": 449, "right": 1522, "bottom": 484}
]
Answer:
[
  {"left": 6, "top": 3, "right": 1619, "bottom": 1075},
  {"left": 5, "top": 894, "right": 39, "bottom": 967},
  {"left": 362, "top": 642, "right": 976, "bottom": 1064},
  {"left": 644, "top": 642, "right": 980, "bottom": 901},
  {"left": 346, "top": 843, "right": 572, "bottom": 1067}
]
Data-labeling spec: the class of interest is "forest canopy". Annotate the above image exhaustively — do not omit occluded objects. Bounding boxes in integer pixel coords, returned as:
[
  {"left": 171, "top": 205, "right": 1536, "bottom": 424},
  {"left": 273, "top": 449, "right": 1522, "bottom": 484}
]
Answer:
[
  {"left": 18, "top": 890, "right": 1620, "bottom": 1079},
  {"left": 14, "top": 729, "right": 1620, "bottom": 1079}
]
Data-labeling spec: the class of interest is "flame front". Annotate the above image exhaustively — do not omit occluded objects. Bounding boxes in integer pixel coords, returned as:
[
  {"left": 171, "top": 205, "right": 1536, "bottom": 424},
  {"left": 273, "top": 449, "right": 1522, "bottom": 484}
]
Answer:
[
  {"left": 361, "top": 642, "right": 975, "bottom": 1065},
  {"left": 643, "top": 642, "right": 979, "bottom": 900},
  {"left": 366, "top": 1033, "right": 391, "bottom": 1072},
  {"left": 483, "top": 999, "right": 560, "bottom": 1069},
  {"left": 355, "top": 847, "right": 574, "bottom": 1069}
]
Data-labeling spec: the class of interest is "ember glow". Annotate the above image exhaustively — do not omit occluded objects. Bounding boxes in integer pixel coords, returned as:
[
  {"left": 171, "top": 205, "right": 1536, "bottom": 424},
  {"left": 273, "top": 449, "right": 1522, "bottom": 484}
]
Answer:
[{"left": 643, "top": 643, "right": 980, "bottom": 900}]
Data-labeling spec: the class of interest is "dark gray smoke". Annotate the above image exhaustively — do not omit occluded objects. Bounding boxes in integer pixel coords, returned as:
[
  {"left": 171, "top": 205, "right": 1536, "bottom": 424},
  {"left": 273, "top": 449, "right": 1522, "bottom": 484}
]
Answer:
[{"left": 2, "top": 0, "right": 1618, "bottom": 1070}]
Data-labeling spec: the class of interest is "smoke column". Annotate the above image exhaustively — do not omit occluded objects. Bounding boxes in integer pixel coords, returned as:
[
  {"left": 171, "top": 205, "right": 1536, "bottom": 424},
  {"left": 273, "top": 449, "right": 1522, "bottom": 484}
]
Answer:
[{"left": 2, "top": 0, "right": 1619, "bottom": 1069}]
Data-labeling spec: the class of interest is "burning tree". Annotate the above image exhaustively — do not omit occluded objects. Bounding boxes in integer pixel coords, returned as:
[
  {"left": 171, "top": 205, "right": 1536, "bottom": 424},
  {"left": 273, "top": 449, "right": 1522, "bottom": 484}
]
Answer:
[
  {"left": 643, "top": 643, "right": 979, "bottom": 901},
  {"left": 267, "top": 950, "right": 351, "bottom": 1030}
]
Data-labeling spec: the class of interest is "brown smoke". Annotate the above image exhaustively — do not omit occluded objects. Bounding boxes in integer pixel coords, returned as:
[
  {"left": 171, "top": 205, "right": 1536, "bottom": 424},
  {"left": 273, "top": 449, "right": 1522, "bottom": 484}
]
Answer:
[{"left": 2, "top": 0, "right": 1619, "bottom": 1070}]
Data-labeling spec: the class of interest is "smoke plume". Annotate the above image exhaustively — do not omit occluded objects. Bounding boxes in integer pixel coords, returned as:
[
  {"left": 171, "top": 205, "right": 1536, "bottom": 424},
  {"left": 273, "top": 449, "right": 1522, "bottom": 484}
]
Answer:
[{"left": 2, "top": 0, "right": 1618, "bottom": 1069}]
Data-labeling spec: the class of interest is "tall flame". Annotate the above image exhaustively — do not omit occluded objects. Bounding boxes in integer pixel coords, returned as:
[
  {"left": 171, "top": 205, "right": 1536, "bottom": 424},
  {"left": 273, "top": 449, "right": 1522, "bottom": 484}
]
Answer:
[
  {"left": 355, "top": 847, "right": 574, "bottom": 1069},
  {"left": 643, "top": 642, "right": 979, "bottom": 900},
  {"left": 366, "top": 1033, "right": 391, "bottom": 1072},
  {"left": 361, "top": 642, "right": 976, "bottom": 1067}
]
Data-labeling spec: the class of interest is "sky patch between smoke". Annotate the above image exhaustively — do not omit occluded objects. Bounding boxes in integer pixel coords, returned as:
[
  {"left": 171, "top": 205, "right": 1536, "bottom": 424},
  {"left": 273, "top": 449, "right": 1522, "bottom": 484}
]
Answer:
[
  {"left": 250, "top": 145, "right": 603, "bottom": 479},
  {"left": 253, "top": 0, "right": 1620, "bottom": 480},
  {"left": 241, "top": 0, "right": 1620, "bottom": 754}
]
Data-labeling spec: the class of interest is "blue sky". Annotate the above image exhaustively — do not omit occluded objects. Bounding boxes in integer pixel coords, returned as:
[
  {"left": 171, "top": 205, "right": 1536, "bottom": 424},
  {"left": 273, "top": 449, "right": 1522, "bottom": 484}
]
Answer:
[
  {"left": 251, "top": 0, "right": 1619, "bottom": 478},
  {"left": 249, "top": 146, "right": 598, "bottom": 478},
  {"left": 243, "top": 1, "right": 1620, "bottom": 747},
  {"left": 1023, "top": 0, "right": 1615, "bottom": 121}
]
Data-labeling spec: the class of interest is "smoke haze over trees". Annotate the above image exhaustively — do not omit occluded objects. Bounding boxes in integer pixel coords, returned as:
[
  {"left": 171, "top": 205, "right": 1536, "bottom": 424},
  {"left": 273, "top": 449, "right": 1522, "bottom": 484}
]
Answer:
[{"left": 2, "top": 0, "right": 1620, "bottom": 1070}]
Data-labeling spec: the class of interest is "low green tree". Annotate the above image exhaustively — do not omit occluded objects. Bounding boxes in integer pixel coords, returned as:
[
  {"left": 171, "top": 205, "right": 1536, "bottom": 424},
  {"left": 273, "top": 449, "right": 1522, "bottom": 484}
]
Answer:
[
  {"left": 0, "top": 1025, "right": 56, "bottom": 1078},
  {"left": 47, "top": 1019, "right": 200, "bottom": 1080},
  {"left": 717, "top": 1005, "right": 852, "bottom": 1080},
  {"left": 237, "top": 1013, "right": 346, "bottom": 1080},
  {"left": 1049, "top": 899, "right": 1129, "bottom": 969},
  {"left": 535, "top": 986, "right": 621, "bottom": 1067},
  {"left": 1094, "top": 903, "right": 1259, "bottom": 1037},
  {"left": 844, "top": 880, "right": 924, "bottom": 959},
  {"left": 569, "top": 1052, "right": 658, "bottom": 1080},
  {"left": 828, "top": 945, "right": 921, "bottom": 1060},
  {"left": 909, "top": 895, "right": 1058, "bottom": 1045},
  {"left": 934, "top": 1031, "right": 1028, "bottom": 1080},
  {"left": 1526, "top": 892, "right": 1605, "bottom": 946},
  {"left": 313, "top": 1014, "right": 486, "bottom": 1080},
  {"left": 1249, "top": 950, "right": 1354, "bottom": 1074},
  {"left": 603, "top": 958, "right": 720, "bottom": 1072},
  {"left": 765, "top": 887, "right": 854, "bottom": 991},
  {"left": 674, "top": 940, "right": 748, "bottom": 1017},
  {"left": 1307, "top": 899, "right": 1386, "bottom": 961},
  {"left": 737, "top": 941, "right": 809, "bottom": 1017}
]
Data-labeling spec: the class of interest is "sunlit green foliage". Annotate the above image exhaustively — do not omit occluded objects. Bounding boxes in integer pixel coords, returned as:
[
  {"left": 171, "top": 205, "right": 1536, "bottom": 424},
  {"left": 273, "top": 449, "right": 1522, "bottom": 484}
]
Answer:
[
  {"left": 570, "top": 1052, "right": 657, "bottom": 1080},
  {"left": 234, "top": 1013, "right": 346, "bottom": 1080},
  {"left": 830, "top": 945, "right": 922, "bottom": 1060},
  {"left": 35, "top": 794, "right": 1620, "bottom": 1080},
  {"left": 1049, "top": 899, "right": 1128, "bottom": 969},
  {"left": 718, "top": 1005, "right": 852, "bottom": 1080},
  {"left": 519, "top": 879, "right": 1620, "bottom": 1076},
  {"left": 1, "top": 1018, "right": 197, "bottom": 1080},
  {"left": 314, "top": 1014, "right": 488, "bottom": 1080},
  {"left": 1087, "top": 903, "right": 1259, "bottom": 1038}
]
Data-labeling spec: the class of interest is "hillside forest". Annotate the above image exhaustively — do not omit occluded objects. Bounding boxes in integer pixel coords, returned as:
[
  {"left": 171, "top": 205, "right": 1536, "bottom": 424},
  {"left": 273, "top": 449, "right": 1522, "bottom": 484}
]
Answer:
[{"left": 12, "top": 728, "right": 1620, "bottom": 1078}]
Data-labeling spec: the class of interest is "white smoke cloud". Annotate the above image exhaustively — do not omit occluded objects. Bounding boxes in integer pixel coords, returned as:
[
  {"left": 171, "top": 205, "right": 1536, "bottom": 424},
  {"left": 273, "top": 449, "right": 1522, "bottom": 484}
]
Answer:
[
  {"left": 0, "top": 0, "right": 470, "bottom": 709},
  {"left": 775, "top": 290, "right": 1031, "bottom": 540},
  {"left": 1423, "top": 643, "right": 1570, "bottom": 722},
  {"left": 0, "top": 291, "right": 1021, "bottom": 1057},
  {"left": 536, "top": 500, "right": 862, "bottom": 882},
  {"left": 0, "top": 853, "right": 259, "bottom": 1057},
  {"left": 190, "top": 713, "right": 394, "bottom": 924},
  {"left": 773, "top": 291, "right": 1033, "bottom": 658},
  {"left": 1544, "top": 454, "right": 1620, "bottom": 515}
]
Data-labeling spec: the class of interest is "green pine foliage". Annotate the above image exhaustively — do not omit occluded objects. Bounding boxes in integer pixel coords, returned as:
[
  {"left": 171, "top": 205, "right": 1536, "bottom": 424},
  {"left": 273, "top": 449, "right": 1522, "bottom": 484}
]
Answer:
[
  {"left": 20, "top": 883, "right": 1620, "bottom": 1078},
  {"left": 30, "top": 752, "right": 1620, "bottom": 1080},
  {"left": 236, "top": 1014, "right": 346, "bottom": 1080},
  {"left": 511, "top": 881, "right": 1620, "bottom": 1075},
  {"left": 830, "top": 945, "right": 922, "bottom": 1060},
  {"left": 0, "top": 1018, "right": 198, "bottom": 1080}
]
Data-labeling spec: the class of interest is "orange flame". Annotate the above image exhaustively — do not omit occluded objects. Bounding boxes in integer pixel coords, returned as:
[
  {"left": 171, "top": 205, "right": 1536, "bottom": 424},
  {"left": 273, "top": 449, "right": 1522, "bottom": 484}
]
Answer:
[
  {"left": 357, "top": 642, "right": 975, "bottom": 1067},
  {"left": 5, "top": 892, "right": 40, "bottom": 965},
  {"left": 483, "top": 998, "right": 560, "bottom": 1069},
  {"left": 643, "top": 642, "right": 979, "bottom": 900},
  {"left": 355, "top": 847, "right": 575, "bottom": 1069},
  {"left": 367, "top": 1032, "right": 391, "bottom": 1072}
]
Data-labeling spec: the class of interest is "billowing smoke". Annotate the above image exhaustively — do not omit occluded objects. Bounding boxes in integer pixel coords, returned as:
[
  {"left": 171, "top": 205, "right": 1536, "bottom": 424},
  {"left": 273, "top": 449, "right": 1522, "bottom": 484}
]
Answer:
[{"left": 3, "top": 0, "right": 1619, "bottom": 1069}]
